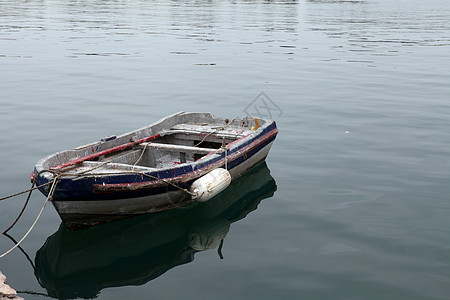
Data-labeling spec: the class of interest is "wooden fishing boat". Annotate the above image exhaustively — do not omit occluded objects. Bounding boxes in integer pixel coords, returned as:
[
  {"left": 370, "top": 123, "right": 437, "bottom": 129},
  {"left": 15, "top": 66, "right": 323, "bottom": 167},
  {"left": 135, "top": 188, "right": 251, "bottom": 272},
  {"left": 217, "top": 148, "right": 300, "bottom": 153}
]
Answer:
[{"left": 32, "top": 112, "right": 278, "bottom": 228}]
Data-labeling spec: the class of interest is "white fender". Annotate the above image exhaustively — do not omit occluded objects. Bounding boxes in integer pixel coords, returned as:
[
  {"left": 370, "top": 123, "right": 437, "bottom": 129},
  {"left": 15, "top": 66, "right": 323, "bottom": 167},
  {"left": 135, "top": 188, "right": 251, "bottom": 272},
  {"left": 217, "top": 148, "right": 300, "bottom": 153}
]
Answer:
[{"left": 190, "top": 168, "right": 231, "bottom": 202}]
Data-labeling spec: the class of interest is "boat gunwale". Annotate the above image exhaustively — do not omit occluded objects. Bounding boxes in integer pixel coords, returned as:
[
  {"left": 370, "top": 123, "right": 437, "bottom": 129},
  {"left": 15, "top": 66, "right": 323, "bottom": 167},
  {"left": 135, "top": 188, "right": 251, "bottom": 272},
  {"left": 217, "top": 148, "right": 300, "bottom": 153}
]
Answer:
[
  {"left": 33, "top": 113, "right": 277, "bottom": 199},
  {"left": 92, "top": 127, "right": 278, "bottom": 194}
]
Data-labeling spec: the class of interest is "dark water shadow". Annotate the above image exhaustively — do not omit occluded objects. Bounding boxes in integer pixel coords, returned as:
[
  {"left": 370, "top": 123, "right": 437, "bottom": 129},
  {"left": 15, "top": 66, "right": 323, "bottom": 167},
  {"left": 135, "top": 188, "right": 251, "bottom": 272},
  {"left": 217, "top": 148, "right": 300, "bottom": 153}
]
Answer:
[{"left": 34, "top": 162, "right": 277, "bottom": 299}]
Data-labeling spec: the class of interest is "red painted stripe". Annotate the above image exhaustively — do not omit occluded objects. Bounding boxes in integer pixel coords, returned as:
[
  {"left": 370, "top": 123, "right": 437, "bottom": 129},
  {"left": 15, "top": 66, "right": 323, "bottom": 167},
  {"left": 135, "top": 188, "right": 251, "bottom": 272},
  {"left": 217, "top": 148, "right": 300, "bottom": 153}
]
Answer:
[{"left": 52, "top": 134, "right": 161, "bottom": 170}]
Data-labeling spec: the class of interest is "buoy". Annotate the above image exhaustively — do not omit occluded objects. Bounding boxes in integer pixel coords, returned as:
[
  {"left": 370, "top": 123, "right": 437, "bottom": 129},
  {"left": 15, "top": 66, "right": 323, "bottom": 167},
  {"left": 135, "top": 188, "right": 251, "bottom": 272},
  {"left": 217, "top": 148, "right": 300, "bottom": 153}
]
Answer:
[{"left": 190, "top": 168, "right": 231, "bottom": 202}]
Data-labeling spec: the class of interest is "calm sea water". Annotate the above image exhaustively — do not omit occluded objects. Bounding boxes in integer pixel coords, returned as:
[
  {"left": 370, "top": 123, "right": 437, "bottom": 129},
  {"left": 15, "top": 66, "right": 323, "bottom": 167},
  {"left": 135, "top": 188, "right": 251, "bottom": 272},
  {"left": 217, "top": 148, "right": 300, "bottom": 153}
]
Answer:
[{"left": 1, "top": 0, "right": 450, "bottom": 299}]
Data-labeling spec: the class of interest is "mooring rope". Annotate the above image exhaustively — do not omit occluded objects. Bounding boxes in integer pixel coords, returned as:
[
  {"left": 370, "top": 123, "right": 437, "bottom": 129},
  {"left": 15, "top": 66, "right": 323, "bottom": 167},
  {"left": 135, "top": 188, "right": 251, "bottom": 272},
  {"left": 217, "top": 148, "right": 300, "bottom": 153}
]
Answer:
[
  {"left": 2, "top": 169, "right": 61, "bottom": 235},
  {"left": 0, "top": 166, "right": 195, "bottom": 228},
  {"left": 132, "top": 142, "right": 149, "bottom": 171},
  {"left": 0, "top": 169, "right": 61, "bottom": 203},
  {"left": 0, "top": 175, "right": 59, "bottom": 259},
  {"left": 0, "top": 181, "right": 53, "bottom": 202},
  {"left": 1, "top": 163, "right": 116, "bottom": 236},
  {"left": 2, "top": 233, "right": 36, "bottom": 270}
]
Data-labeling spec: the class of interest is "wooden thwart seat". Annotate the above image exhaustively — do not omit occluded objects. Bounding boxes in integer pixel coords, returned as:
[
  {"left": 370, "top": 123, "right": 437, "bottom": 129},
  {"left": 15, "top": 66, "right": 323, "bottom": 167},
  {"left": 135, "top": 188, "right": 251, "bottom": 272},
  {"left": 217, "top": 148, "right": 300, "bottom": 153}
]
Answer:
[
  {"left": 170, "top": 124, "right": 248, "bottom": 138},
  {"left": 139, "top": 142, "right": 217, "bottom": 154}
]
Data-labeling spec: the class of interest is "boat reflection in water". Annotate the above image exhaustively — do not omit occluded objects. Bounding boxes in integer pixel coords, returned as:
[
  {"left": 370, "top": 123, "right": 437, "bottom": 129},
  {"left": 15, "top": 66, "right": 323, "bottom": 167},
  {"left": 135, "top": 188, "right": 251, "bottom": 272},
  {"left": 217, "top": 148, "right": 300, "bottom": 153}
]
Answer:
[{"left": 34, "top": 162, "right": 277, "bottom": 299}]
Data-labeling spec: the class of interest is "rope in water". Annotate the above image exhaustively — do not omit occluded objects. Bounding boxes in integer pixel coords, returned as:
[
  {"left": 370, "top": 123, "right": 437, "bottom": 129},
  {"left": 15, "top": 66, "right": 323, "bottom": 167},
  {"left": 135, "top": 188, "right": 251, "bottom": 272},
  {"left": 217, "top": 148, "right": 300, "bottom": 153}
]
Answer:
[
  {"left": 0, "top": 175, "right": 60, "bottom": 259},
  {"left": 2, "top": 169, "right": 61, "bottom": 235}
]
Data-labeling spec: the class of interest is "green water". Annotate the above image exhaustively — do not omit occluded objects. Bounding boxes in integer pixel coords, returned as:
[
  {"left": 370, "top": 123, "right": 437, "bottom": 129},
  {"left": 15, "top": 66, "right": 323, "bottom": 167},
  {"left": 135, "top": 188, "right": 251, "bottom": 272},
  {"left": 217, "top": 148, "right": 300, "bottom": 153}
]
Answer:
[{"left": 1, "top": 0, "right": 449, "bottom": 299}]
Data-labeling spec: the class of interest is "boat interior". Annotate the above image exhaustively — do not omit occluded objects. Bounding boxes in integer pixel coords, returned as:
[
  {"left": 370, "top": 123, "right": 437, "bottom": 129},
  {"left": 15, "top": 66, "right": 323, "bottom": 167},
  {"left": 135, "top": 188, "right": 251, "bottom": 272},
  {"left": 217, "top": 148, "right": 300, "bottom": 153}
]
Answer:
[{"left": 61, "top": 121, "right": 256, "bottom": 175}]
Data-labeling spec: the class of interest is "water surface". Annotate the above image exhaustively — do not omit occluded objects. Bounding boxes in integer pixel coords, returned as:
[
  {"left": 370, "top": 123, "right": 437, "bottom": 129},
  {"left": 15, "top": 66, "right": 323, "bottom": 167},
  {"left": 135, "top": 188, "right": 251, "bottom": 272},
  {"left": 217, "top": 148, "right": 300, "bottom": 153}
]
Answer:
[{"left": 1, "top": 0, "right": 450, "bottom": 299}]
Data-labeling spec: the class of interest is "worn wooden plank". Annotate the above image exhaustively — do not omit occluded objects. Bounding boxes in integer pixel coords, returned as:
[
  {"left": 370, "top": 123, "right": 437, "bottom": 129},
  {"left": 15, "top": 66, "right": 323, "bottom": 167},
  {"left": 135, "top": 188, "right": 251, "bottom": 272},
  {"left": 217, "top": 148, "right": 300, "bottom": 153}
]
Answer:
[
  {"left": 140, "top": 142, "right": 217, "bottom": 154},
  {"left": 171, "top": 124, "right": 248, "bottom": 136}
]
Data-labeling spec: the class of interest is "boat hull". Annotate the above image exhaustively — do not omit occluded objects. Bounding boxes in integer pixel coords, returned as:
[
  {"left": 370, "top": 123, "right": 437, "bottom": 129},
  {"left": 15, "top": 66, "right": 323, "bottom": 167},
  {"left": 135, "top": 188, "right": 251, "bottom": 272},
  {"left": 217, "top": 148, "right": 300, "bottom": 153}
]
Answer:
[
  {"left": 54, "top": 140, "right": 274, "bottom": 229},
  {"left": 32, "top": 113, "right": 278, "bottom": 229}
]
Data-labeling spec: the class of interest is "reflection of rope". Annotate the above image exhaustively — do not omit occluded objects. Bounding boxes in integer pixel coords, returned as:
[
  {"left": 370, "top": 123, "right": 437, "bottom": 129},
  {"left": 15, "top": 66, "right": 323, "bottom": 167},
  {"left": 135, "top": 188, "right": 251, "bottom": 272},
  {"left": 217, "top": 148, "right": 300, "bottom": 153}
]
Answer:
[
  {"left": 2, "top": 169, "right": 60, "bottom": 234},
  {"left": 0, "top": 175, "right": 60, "bottom": 259},
  {"left": 218, "top": 239, "right": 224, "bottom": 259},
  {"left": 2, "top": 233, "right": 36, "bottom": 271}
]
